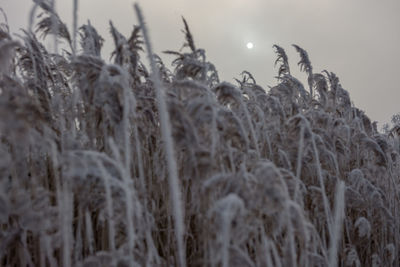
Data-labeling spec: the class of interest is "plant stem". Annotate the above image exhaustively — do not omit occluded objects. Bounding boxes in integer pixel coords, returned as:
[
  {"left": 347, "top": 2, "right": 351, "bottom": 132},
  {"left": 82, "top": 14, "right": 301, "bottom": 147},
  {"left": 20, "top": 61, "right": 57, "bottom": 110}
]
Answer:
[{"left": 134, "top": 4, "right": 186, "bottom": 267}]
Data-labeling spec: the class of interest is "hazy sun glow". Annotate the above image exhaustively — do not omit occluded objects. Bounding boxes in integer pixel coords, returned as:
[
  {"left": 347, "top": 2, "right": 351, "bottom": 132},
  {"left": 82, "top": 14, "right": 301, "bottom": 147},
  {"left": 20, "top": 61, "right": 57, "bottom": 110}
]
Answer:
[{"left": 246, "top": 42, "right": 254, "bottom": 49}]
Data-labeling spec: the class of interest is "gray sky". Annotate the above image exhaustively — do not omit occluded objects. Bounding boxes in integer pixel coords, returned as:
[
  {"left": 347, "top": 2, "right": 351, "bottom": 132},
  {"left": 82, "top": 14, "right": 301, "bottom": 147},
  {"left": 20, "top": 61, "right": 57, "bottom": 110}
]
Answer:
[{"left": 2, "top": 0, "right": 400, "bottom": 126}]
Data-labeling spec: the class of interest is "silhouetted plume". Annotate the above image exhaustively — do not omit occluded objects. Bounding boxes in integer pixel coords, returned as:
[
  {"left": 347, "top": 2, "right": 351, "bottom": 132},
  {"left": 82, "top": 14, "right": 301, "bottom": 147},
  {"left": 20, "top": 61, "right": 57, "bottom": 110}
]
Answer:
[
  {"left": 273, "top": 44, "right": 290, "bottom": 77},
  {"left": 293, "top": 44, "right": 314, "bottom": 97},
  {"left": 181, "top": 16, "right": 196, "bottom": 53}
]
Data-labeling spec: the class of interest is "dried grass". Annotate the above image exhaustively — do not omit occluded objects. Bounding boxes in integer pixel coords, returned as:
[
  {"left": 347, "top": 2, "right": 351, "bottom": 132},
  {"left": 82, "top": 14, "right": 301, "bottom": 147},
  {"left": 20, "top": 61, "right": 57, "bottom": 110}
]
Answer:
[{"left": 0, "top": 2, "right": 399, "bottom": 267}]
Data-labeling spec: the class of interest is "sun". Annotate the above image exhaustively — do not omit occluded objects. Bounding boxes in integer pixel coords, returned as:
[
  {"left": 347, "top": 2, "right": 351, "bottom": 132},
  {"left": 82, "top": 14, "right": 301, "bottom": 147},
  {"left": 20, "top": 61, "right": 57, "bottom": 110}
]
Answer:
[{"left": 246, "top": 42, "right": 254, "bottom": 49}]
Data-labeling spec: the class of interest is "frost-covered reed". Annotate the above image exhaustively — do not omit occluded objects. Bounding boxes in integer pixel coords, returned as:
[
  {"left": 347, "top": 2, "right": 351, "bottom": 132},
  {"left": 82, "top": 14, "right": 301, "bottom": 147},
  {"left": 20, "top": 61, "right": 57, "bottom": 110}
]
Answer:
[{"left": 0, "top": 2, "right": 399, "bottom": 267}]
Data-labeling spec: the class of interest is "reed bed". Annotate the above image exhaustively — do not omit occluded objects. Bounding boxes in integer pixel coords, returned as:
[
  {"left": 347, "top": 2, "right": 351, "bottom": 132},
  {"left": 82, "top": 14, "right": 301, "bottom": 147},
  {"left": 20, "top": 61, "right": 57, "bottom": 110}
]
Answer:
[{"left": 0, "top": 2, "right": 399, "bottom": 266}]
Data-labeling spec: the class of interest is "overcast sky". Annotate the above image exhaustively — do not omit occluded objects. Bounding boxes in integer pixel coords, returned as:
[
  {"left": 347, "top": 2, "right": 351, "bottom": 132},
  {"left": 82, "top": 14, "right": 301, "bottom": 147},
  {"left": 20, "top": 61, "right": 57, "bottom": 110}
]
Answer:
[{"left": 2, "top": 0, "right": 400, "bottom": 126}]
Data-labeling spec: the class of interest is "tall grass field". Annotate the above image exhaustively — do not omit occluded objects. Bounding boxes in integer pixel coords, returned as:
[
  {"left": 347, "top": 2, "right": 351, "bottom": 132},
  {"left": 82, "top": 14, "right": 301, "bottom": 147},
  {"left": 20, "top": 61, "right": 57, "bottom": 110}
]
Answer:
[{"left": 0, "top": 1, "right": 399, "bottom": 266}]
